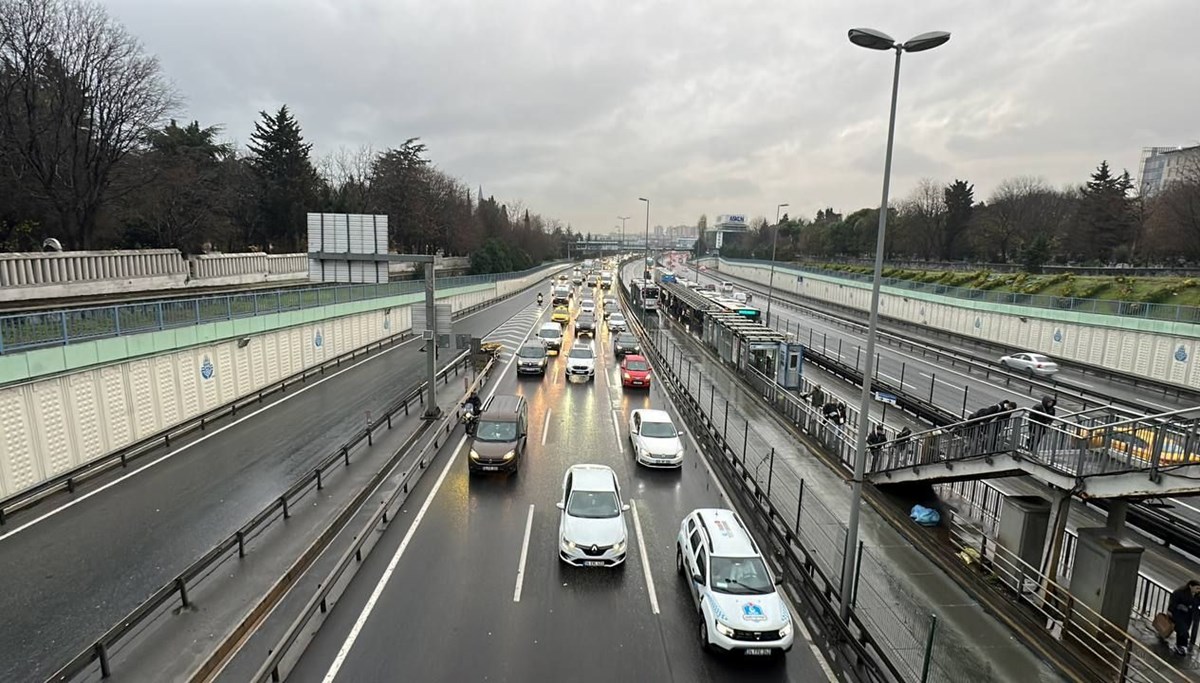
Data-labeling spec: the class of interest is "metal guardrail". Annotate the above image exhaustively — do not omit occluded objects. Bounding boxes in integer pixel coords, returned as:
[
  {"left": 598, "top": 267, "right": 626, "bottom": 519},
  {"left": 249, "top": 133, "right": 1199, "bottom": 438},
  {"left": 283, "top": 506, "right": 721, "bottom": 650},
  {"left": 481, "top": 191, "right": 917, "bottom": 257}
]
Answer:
[
  {"left": 0, "top": 262, "right": 563, "bottom": 354},
  {"left": 46, "top": 351, "right": 475, "bottom": 682},
  {"left": 251, "top": 357, "right": 496, "bottom": 683},
  {"left": 712, "top": 256, "right": 1200, "bottom": 324},
  {"left": 791, "top": 257, "right": 1200, "bottom": 279},
  {"left": 0, "top": 271, "right": 552, "bottom": 525}
]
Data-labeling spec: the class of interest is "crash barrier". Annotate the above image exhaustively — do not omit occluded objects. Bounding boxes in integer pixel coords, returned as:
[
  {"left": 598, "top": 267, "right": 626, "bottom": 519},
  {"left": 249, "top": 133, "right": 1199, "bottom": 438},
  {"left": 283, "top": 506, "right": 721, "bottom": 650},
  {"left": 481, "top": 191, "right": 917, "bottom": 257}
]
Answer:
[
  {"left": 250, "top": 358, "right": 497, "bottom": 683},
  {"left": 0, "top": 261, "right": 565, "bottom": 354},
  {"left": 615, "top": 279, "right": 907, "bottom": 682},
  {"left": 644, "top": 296, "right": 1190, "bottom": 681},
  {"left": 46, "top": 351, "right": 476, "bottom": 681},
  {"left": 0, "top": 287, "right": 529, "bottom": 526}
]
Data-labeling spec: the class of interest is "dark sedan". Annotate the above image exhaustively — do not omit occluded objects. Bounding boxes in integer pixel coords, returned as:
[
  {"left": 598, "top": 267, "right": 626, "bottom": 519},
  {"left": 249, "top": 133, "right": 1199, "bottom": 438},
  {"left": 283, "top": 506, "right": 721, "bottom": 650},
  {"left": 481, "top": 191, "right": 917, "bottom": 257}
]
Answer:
[{"left": 612, "top": 332, "right": 640, "bottom": 357}]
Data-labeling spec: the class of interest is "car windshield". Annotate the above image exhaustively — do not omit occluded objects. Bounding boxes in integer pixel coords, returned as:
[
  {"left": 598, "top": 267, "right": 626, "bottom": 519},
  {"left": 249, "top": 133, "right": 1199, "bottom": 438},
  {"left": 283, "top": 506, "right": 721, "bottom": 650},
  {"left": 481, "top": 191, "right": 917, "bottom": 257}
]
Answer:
[
  {"left": 639, "top": 420, "right": 674, "bottom": 438},
  {"left": 610, "top": 315, "right": 625, "bottom": 322},
  {"left": 475, "top": 420, "right": 517, "bottom": 443},
  {"left": 568, "top": 347, "right": 594, "bottom": 359},
  {"left": 710, "top": 556, "right": 774, "bottom": 595},
  {"left": 518, "top": 345, "right": 544, "bottom": 358},
  {"left": 539, "top": 329, "right": 559, "bottom": 339},
  {"left": 578, "top": 315, "right": 594, "bottom": 325},
  {"left": 583, "top": 300, "right": 595, "bottom": 307},
  {"left": 567, "top": 490, "right": 620, "bottom": 519}
]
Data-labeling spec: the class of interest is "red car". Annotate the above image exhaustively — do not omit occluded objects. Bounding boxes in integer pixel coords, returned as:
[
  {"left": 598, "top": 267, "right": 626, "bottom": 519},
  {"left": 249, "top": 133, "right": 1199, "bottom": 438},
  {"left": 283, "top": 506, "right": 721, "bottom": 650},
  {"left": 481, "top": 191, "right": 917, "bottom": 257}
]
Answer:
[{"left": 621, "top": 355, "right": 652, "bottom": 388}]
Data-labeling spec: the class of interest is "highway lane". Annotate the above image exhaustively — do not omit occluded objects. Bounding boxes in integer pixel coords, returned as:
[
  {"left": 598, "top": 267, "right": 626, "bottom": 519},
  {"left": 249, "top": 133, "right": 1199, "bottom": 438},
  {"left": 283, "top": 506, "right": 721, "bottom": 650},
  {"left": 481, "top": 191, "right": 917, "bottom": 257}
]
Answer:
[
  {"left": 0, "top": 279, "right": 554, "bottom": 683},
  {"left": 288, "top": 286, "right": 832, "bottom": 683}
]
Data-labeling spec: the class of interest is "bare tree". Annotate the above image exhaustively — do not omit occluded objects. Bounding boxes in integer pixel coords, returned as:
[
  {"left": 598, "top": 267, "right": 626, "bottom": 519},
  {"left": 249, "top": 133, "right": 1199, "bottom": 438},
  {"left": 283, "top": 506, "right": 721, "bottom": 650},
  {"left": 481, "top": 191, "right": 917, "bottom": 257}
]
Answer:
[
  {"left": 0, "top": 0, "right": 176, "bottom": 248},
  {"left": 896, "top": 178, "right": 945, "bottom": 259},
  {"left": 1144, "top": 156, "right": 1200, "bottom": 261}
]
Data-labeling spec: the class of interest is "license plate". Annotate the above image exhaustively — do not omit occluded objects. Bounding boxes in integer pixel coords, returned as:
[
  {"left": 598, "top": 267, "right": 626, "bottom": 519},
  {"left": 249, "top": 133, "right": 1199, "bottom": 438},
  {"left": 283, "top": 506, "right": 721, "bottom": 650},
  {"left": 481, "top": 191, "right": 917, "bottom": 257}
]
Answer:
[
  {"left": 744, "top": 648, "right": 772, "bottom": 656},
  {"left": 632, "top": 381, "right": 642, "bottom": 385},
  {"left": 481, "top": 466, "right": 499, "bottom": 471},
  {"left": 582, "top": 560, "right": 606, "bottom": 567}
]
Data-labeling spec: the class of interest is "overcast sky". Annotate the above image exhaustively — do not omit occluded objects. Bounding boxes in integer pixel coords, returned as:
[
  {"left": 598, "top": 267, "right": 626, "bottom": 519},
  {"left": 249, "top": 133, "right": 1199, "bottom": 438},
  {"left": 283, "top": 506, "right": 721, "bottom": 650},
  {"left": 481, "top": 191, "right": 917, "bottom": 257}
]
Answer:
[{"left": 106, "top": 0, "right": 1199, "bottom": 231}]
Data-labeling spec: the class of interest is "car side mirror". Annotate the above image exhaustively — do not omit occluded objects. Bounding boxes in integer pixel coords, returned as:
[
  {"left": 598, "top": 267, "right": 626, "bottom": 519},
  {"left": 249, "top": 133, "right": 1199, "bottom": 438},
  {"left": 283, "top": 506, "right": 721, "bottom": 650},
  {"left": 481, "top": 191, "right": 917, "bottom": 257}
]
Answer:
[
  {"left": 621, "top": 503, "right": 631, "bottom": 512},
  {"left": 556, "top": 501, "right": 565, "bottom": 510},
  {"left": 692, "top": 573, "right": 703, "bottom": 584},
  {"left": 774, "top": 576, "right": 782, "bottom": 586}
]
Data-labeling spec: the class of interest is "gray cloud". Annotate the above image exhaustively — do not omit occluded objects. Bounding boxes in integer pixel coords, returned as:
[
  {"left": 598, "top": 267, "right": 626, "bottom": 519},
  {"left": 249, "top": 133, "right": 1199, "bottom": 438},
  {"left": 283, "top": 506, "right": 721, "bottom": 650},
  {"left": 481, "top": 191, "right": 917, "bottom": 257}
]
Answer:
[{"left": 106, "top": 0, "right": 1200, "bottom": 228}]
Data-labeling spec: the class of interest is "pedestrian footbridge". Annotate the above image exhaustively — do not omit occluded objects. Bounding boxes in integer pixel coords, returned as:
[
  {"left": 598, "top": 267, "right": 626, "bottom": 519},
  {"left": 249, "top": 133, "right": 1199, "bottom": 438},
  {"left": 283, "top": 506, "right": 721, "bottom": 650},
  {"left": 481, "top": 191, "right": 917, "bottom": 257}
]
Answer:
[{"left": 867, "top": 406, "right": 1200, "bottom": 499}]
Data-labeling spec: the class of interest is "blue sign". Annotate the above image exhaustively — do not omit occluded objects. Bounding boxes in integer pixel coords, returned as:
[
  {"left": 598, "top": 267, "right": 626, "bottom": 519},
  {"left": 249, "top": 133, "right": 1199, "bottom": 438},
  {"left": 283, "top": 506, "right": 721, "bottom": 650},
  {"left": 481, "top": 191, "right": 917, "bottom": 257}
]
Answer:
[
  {"left": 314, "top": 330, "right": 324, "bottom": 348},
  {"left": 200, "top": 356, "right": 214, "bottom": 380},
  {"left": 873, "top": 391, "right": 897, "bottom": 405},
  {"left": 1176, "top": 346, "right": 1189, "bottom": 363},
  {"left": 1053, "top": 329, "right": 1063, "bottom": 343}
]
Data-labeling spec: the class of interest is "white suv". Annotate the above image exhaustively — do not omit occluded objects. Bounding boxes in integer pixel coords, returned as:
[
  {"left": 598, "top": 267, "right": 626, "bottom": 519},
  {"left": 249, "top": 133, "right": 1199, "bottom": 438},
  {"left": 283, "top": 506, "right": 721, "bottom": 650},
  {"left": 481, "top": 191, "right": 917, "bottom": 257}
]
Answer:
[
  {"left": 676, "top": 508, "right": 794, "bottom": 656},
  {"left": 565, "top": 341, "right": 596, "bottom": 380},
  {"left": 557, "top": 465, "right": 629, "bottom": 567}
]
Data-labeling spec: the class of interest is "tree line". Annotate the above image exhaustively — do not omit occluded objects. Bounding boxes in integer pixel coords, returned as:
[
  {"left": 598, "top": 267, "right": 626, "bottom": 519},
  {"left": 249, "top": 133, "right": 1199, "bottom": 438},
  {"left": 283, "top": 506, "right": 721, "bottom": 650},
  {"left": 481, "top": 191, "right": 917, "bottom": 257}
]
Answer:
[
  {"left": 714, "top": 160, "right": 1200, "bottom": 269},
  {"left": 0, "top": 0, "right": 575, "bottom": 273}
]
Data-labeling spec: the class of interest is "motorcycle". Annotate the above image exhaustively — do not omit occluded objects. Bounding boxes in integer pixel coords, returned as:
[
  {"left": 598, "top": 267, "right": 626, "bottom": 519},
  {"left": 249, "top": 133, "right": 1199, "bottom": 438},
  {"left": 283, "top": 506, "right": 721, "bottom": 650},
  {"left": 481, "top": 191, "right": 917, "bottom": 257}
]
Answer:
[{"left": 460, "top": 403, "right": 479, "bottom": 435}]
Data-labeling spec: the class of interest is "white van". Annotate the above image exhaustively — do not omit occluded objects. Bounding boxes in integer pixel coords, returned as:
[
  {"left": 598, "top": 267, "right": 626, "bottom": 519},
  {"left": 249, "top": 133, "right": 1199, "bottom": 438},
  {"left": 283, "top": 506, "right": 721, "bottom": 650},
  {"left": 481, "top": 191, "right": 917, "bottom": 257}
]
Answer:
[{"left": 676, "top": 508, "right": 794, "bottom": 656}]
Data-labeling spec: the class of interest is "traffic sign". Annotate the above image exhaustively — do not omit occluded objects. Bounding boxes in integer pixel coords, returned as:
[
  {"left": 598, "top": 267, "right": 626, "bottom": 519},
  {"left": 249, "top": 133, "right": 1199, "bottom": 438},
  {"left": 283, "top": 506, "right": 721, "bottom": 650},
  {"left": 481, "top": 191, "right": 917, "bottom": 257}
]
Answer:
[{"left": 873, "top": 391, "right": 897, "bottom": 405}]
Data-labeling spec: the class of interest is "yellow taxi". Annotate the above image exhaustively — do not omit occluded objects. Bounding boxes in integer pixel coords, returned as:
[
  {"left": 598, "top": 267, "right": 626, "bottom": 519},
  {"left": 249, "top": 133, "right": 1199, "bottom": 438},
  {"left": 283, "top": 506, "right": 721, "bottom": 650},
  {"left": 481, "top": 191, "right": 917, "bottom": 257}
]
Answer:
[{"left": 551, "top": 305, "right": 570, "bottom": 324}]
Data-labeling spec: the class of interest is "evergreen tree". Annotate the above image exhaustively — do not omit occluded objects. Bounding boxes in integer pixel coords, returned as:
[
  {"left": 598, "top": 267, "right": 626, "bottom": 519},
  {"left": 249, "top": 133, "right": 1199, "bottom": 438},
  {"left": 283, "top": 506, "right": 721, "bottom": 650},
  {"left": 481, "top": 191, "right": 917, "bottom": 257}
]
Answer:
[
  {"left": 247, "top": 105, "right": 320, "bottom": 251},
  {"left": 942, "top": 179, "right": 974, "bottom": 259},
  {"left": 1075, "top": 160, "right": 1135, "bottom": 263}
]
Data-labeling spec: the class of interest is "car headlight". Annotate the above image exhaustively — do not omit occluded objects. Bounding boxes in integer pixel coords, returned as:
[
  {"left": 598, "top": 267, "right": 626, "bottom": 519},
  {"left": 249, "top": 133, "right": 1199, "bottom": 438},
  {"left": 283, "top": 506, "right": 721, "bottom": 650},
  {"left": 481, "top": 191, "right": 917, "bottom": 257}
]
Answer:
[
  {"left": 623, "top": 372, "right": 631, "bottom": 380},
  {"left": 562, "top": 539, "right": 577, "bottom": 550},
  {"left": 469, "top": 449, "right": 481, "bottom": 460},
  {"left": 674, "top": 449, "right": 684, "bottom": 460},
  {"left": 779, "top": 622, "right": 792, "bottom": 637},
  {"left": 502, "top": 450, "right": 515, "bottom": 461},
  {"left": 714, "top": 621, "right": 736, "bottom": 637},
  {"left": 612, "top": 540, "right": 626, "bottom": 554}
]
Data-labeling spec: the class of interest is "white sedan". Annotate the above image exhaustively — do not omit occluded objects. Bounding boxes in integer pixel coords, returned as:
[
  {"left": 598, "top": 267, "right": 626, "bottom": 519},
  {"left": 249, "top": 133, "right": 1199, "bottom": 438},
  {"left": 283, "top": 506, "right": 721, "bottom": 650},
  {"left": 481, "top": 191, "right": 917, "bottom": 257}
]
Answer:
[
  {"left": 557, "top": 464, "right": 629, "bottom": 567},
  {"left": 628, "top": 409, "right": 684, "bottom": 468},
  {"left": 999, "top": 352, "right": 1060, "bottom": 377}
]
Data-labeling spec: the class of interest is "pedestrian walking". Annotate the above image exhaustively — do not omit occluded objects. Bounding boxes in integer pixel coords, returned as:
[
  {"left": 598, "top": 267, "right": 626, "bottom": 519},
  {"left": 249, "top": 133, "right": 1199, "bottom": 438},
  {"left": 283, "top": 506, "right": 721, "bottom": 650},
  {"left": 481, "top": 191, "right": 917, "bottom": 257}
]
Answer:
[
  {"left": 804, "top": 384, "right": 825, "bottom": 410},
  {"left": 1169, "top": 580, "right": 1200, "bottom": 656},
  {"left": 1028, "top": 395, "right": 1057, "bottom": 452},
  {"left": 867, "top": 424, "right": 888, "bottom": 469}
]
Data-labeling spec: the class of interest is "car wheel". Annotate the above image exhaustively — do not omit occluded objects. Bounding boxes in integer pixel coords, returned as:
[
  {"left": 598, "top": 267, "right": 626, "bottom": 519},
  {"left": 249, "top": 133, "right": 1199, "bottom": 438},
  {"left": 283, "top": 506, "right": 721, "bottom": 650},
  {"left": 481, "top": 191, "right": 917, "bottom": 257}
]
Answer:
[
  {"left": 699, "top": 619, "right": 714, "bottom": 653},
  {"left": 1000, "top": 360, "right": 1008, "bottom": 368},
  {"left": 676, "top": 547, "right": 684, "bottom": 575}
]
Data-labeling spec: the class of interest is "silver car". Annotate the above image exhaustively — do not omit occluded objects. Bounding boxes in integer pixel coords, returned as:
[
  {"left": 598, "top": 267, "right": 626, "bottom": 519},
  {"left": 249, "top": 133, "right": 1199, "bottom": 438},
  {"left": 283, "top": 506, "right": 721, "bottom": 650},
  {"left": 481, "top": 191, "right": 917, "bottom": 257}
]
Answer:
[{"left": 999, "top": 352, "right": 1060, "bottom": 377}]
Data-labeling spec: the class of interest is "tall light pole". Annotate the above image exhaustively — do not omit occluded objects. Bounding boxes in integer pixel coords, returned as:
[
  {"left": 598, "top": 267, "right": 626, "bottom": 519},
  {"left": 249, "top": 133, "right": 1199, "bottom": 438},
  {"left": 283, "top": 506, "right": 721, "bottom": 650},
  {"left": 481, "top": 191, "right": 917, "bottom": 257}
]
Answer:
[
  {"left": 638, "top": 198, "right": 650, "bottom": 279},
  {"left": 618, "top": 216, "right": 630, "bottom": 251},
  {"left": 839, "top": 27, "right": 950, "bottom": 622},
  {"left": 765, "top": 202, "right": 788, "bottom": 326}
]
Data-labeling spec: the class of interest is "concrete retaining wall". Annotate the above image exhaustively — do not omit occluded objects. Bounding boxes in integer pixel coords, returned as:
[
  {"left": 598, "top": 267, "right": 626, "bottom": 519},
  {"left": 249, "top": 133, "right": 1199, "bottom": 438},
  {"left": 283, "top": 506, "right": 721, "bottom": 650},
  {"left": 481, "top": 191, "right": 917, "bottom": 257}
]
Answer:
[
  {"left": 0, "top": 262, "right": 566, "bottom": 498},
  {"left": 710, "top": 259, "right": 1200, "bottom": 390}
]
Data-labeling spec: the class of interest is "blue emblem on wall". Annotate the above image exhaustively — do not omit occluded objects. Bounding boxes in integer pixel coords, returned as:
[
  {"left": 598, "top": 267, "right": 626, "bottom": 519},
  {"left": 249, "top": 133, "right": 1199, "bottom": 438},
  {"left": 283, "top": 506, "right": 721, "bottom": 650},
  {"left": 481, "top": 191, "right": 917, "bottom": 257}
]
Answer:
[
  {"left": 1176, "top": 346, "right": 1189, "bottom": 363},
  {"left": 1053, "top": 329, "right": 1062, "bottom": 343},
  {"left": 200, "top": 355, "right": 214, "bottom": 380},
  {"left": 974, "top": 317, "right": 982, "bottom": 329},
  {"left": 314, "top": 330, "right": 324, "bottom": 348}
]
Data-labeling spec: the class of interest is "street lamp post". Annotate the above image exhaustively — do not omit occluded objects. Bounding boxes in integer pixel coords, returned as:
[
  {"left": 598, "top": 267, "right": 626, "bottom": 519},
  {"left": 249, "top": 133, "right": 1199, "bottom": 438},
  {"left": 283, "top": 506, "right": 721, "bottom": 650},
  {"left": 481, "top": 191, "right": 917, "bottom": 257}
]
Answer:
[
  {"left": 765, "top": 202, "right": 789, "bottom": 326},
  {"left": 838, "top": 27, "right": 950, "bottom": 623},
  {"left": 618, "top": 216, "right": 630, "bottom": 250},
  {"left": 638, "top": 198, "right": 650, "bottom": 279}
]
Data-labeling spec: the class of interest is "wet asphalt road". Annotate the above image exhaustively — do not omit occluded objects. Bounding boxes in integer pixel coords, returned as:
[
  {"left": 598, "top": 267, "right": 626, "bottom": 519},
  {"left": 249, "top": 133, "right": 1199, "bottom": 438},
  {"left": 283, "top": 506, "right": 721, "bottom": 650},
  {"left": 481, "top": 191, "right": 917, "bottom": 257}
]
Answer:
[
  {"left": 0, "top": 280, "right": 556, "bottom": 683},
  {"left": 286, "top": 287, "right": 831, "bottom": 683}
]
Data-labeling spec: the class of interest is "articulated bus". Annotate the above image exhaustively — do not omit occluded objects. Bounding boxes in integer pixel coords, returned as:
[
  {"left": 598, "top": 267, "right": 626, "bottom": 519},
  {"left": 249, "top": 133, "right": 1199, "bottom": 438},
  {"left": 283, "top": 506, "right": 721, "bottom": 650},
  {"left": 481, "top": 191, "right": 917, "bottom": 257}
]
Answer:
[
  {"left": 697, "top": 291, "right": 761, "bottom": 323},
  {"left": 638, "top": 280, "right": 660, "bottom": 310}
]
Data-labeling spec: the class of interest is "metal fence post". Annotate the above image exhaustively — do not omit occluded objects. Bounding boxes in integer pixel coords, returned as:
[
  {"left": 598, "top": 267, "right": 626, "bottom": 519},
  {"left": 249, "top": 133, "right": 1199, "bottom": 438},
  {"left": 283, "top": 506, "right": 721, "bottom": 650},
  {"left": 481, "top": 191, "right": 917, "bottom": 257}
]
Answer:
[
  {"left": 795, "top": 479, "right": 805, "bottom": 531},
  {"left": 961, "top": 385, "right": 970, "bottom": 418},
  {"left": 742, "top": 419, "right": 749, "bottom": 460},
  {"left": 920, "top": 614, "right": 938, "bottom": 683},
  {"left": 929, "top": 375, "right": 936, "bottom": 404},
  {"left": 766, "top": 447, "right": 775, "bottom": 499}
]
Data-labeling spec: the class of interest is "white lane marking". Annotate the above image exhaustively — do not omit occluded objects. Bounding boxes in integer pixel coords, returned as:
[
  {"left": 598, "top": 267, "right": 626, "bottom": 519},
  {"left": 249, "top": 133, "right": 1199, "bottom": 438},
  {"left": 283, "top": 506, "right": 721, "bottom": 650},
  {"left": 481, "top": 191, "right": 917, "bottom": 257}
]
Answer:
[
  {"left": 321, "top": 434, "right": 464, "bottom": 682},
  {"left": 779, "top": 589, "right": 838, "bottom": 682},
  {"left": 918, "top": 371, "right": 960, "bottom": 388},
  {"left": 0, "top": 290, "right": 547, "bottom": 542},
  {"left": 611, "top": 409, "right": 622, "bottom": 444},
  {"left": 513, "top": 504, "right": 535, "bottom": 602},
  {"left": 1171, "top": 498, "right": 1200, "bottom": 516},
  {"left": 541, "top": 410, "right": 552, "bottom": 446},
  {"left": 630, "top": 500, "right": 660, "bottom": 615}
]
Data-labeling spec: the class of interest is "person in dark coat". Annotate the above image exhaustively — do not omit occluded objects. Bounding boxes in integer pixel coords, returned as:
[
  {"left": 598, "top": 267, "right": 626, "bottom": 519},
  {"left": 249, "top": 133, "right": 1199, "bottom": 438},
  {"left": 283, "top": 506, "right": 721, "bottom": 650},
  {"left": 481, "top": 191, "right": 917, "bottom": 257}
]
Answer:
[
  {"left": 822, "top": 400, "right": 842, "bottom": 423},
  {"left": 804, "top": 384, "right": 825, "bottom": 410},
  {"left": 866, "top": 424, "right": 888, "bottom": 469},
  {"left": 1028, "top": 395, "right": 1057, "bottom": 452},
  {"left": 1169, "top": 580, "right": 1200, "bottom": 655}
]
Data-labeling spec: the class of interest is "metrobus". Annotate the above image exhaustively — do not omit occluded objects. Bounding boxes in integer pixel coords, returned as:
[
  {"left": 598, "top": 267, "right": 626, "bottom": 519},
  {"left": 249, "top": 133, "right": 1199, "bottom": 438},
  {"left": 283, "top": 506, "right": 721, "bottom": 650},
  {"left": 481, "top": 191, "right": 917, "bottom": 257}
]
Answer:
[
  {"left": 638, "top": 280, "right": 660, "bottom": 310},
  {"left": 713, "top": 298, "right": 761, "bottom": 323}
]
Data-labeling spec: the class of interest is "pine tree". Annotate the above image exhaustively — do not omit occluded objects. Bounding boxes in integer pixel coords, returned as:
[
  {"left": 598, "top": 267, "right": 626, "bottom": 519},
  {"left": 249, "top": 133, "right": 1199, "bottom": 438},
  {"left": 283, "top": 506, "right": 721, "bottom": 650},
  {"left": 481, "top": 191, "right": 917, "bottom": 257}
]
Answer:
[
  {"left": 247, "top": 105, "right": 320, "bottom": 251},
  {"left": 1076, "top": 160, "right": 1136, "bottom": 263},
  {"left": 942, "top": 179, "right": 974, "bottom": 259}
]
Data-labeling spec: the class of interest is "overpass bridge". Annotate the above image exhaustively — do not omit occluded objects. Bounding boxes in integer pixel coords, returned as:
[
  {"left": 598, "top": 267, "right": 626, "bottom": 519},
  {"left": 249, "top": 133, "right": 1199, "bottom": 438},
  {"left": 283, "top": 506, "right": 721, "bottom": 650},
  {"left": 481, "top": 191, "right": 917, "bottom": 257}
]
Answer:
[{"left": 868, "top": 406, "right": 1200, "bottom": 499}]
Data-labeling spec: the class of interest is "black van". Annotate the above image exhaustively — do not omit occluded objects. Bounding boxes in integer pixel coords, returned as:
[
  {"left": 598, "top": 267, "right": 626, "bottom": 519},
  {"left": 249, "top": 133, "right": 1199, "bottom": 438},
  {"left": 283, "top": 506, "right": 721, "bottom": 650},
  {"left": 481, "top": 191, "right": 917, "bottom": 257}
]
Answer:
[{"left": 468, "top": 394, "right": 529, "bottom": 474}]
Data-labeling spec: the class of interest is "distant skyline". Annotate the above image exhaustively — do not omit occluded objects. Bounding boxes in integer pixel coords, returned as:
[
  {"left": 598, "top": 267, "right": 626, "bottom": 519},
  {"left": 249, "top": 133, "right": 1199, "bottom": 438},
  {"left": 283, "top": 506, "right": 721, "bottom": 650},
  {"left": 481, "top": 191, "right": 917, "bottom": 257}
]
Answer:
[{"left": 107, "top": 0, "right": 1199, "bottom": 228}]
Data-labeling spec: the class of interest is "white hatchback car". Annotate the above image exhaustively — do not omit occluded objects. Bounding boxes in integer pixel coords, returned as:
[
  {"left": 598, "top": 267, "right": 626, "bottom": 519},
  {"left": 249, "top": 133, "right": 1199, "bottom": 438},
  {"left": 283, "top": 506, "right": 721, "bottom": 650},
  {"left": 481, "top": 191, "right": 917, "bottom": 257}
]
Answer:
[
  {"left": 999, "top": 352, "right": 1060, "bottom": 377},
  {"left": 580, "top": 299, "right": 597, "bottom": 316},
  {"left": 629, "top": 408, "right": 684, "bottom": 468},
  {"left": 677, "top": 508, "right": 793, "bottom": 656},
  {"left": 565, "top": 341, "right": 596, "bottom": 380},
  {"left": 557, "top": 464, "right": 629, "bottom": 567},
  {"left": 607, "top": 313, "right": 628, "bottom": 333}
]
